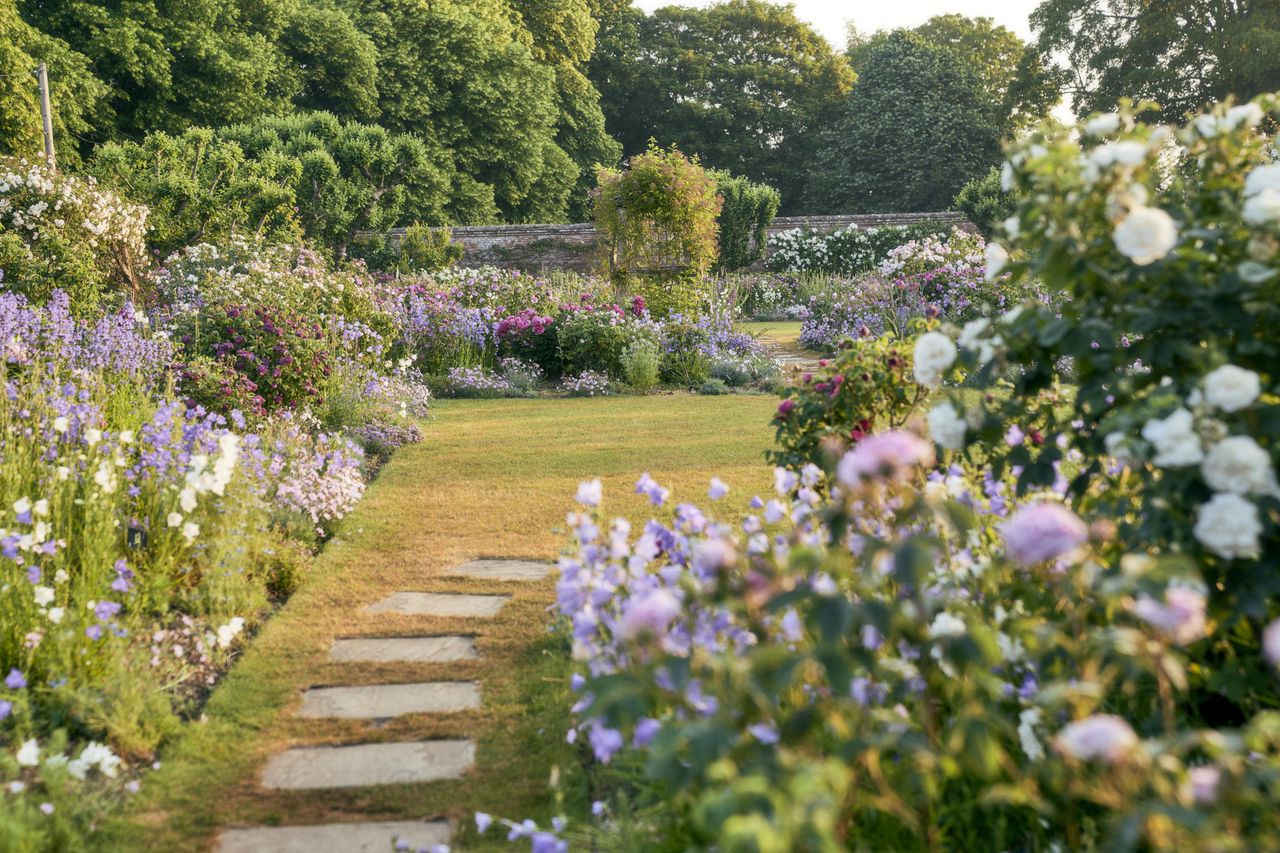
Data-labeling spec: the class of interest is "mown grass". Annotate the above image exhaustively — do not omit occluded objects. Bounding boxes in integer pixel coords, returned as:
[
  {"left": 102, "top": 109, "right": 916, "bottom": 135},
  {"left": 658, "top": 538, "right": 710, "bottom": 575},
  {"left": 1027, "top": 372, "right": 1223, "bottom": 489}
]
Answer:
[
  {"left": 740, "top": 320, "right": 804, "bottom": 349},
  {"left": 102, "top": 393, "right": 779, "bottom": 851}
]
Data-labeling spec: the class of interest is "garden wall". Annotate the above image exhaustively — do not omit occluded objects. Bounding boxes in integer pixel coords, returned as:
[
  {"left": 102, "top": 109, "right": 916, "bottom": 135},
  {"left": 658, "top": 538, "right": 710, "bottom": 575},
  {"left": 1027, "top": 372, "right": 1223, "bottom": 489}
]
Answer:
[{"left": 382, "top": 211, "right": 969, "bottom": 272}]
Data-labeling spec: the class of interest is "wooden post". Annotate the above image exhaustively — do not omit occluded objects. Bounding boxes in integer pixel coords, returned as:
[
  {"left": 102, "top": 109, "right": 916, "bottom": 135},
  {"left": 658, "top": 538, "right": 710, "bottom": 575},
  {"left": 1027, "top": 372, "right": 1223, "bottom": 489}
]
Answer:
[{"left": 37, "top": 63, "right": 56, "bottom": 170}]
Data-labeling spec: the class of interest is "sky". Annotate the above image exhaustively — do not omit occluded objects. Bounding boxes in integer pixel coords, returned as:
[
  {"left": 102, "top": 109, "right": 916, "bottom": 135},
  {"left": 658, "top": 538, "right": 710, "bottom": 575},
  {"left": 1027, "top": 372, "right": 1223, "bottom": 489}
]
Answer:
[{"left": 633, "top": 0, "right": 1043, "bottom": 47}]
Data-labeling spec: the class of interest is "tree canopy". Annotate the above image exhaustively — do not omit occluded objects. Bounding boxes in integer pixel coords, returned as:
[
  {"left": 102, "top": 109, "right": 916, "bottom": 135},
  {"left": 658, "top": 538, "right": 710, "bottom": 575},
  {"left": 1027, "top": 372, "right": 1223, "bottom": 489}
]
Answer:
[
  {"left": 804, "top": 31, "right": 1002, "bottom": 214},
  {"left": 1032, "top": 0, "right": 1280, "bottom": 121},
  {"left": 589, "top": 0, "right": 853, "bottom": 212}
]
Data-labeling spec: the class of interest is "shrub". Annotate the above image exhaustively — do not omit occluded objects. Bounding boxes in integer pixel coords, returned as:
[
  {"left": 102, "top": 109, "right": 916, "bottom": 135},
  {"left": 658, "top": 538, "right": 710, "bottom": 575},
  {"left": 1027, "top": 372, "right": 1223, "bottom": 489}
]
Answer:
[
  {"left": 393, "top": 223, "right": 464, "bottom": 273},
  {"left": 174, "top": 302, "right": 333, "bottom": 417},
  {"left": 0, "top": 158, "right": 149, "bottom": 311},
  {"left": 560, "top": 370, "right": 612, "bottom": 397},
  {"left": 621, "top": 340, "right": 661, "bottom": 391},
  {"left": 766, "top": 220, "right": 951, "bottom": 275},
  {"left": 697, "top": 377, "right": 728, "bottom": 395},
  {"left": 556, "top": 304, "right": 659, "bottom": 379},
  {"left": 595, "top": 143, "right": 722, "bottom": 280},
  {"left": 953, "top": 165, "right": 1018, "bottom": 238},
  {"left": 769, "top": 331, "right": 927, "bottom": 471},
  {"left": 711, "top": 170, "right": 780, "bottom": 271}
]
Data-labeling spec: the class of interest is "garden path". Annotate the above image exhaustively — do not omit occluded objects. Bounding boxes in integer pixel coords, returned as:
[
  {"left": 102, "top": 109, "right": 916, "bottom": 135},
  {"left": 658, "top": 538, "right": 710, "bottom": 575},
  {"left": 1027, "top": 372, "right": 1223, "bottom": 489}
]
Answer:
[{"left": 106, "top": 396, "right": 778, "bottom": 852}]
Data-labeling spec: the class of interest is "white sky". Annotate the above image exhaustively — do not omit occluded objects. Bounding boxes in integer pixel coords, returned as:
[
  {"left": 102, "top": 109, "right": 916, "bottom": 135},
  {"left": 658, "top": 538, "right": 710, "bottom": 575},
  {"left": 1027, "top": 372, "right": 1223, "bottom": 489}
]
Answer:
[{"left": 633, "top": 0, "right": 1041, "bottom": 47}]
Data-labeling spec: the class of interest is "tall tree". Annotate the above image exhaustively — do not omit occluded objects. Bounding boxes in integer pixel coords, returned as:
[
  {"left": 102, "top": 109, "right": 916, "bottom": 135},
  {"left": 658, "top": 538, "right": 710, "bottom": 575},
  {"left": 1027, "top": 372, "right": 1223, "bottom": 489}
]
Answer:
[
  {"left": 805, "top": 31, "right": 1001, "bottom": 214},
  {"left": 848, "top": 14, "right": 1060, "bottom": 136},
  {"left": 1032, "top": 0, "right": 1280, "bottom": 120},
  {"left": 588, "top": 0, "right": 854, "bottom": 213}
]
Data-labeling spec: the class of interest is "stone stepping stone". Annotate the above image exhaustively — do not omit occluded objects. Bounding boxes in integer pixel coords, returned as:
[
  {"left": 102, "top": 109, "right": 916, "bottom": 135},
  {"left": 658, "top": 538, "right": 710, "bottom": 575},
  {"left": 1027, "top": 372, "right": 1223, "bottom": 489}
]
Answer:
[
  {"left": 299, "top": 682, "right": 480, "bottom": 719},
  {"left": 365, "top": 592, "right": 508, "bottom": 617},
  {"left": 448, "top": 559, "right": 552, "bottom": 582},
  {"left": 219, "top": 820, "right": 450, "bottom": 853},
  {"left": 261, "top": 740, "right": 475, "bottom": 790},
  {"left": 329, "top": 636, "right": 479, "bottom": 663}
]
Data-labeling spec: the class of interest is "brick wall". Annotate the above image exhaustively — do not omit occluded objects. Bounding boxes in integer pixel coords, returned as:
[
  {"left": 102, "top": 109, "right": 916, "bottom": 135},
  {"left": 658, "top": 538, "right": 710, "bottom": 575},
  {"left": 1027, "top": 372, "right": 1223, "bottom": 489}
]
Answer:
[{"left": 382, "top": 211, "right": 969, "bottom": 272}]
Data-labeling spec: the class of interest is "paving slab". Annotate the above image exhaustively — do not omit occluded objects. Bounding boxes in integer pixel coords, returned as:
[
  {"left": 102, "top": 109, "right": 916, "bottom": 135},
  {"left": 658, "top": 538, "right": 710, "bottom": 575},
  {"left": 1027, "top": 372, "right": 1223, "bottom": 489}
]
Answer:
[
  {"left": 328, "top": 636, "right": 479, "bottom": 663},
  {"left": 365, "top": 592, "right": 508, "bottom": 617},
  {"left": 218, "top": 820, "right": 450, "bottom": 853},
  {"left": 261, "top": 740, "right": 475, "bottom": 790},
  {"left": 299, "top": 682, "right": 481, "bottom": 719},
  {"left": 448, "top": 559, "right": 553, "bottom": 582}
]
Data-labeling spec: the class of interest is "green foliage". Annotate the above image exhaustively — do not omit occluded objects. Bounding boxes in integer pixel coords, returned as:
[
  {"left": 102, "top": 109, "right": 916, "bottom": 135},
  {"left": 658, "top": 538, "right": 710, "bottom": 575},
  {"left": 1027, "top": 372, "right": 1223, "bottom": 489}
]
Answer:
[
  {"left": 556, "top": 308, "right": 657, "bottom": 378},
  {"left": 589, "top": 0, "right": 853, "bottom": 212},
  {"left": 90, "top": 128, "right": 301, "bottom": 257},
  {"left": 806, "top": 31, "right": 1002, "bottom": 214},
  {"left": 712, "top": 171, "right": 780, "bottom": 272},
  {"left": 621, "top": 340, "right": 660, "bottom": 391},
  {"left": 0, "top": 0, "right": 109, "bottom": 168},
  {"left": 596, "top": 144, "right": 722, "bottom": 282},
  {"left": 393, "top": 224, "right": 463, "bottom": 274},
  {"left": 1033, "top": 0, "right": 1280, "bottom": 122},
  {"left": 769, "top": 332, "right": 927, "bottom": 471},
  {"left": 953, "top": 166, "right": 1018, "bottom": 238}
]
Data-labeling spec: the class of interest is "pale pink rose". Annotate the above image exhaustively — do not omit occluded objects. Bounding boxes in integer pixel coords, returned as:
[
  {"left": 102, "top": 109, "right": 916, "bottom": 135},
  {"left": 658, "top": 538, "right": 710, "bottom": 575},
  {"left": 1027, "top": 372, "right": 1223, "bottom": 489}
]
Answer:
[
  {"left": 836, "top": 431, "right": 934, "bottom": 487},
  {"left": 1002, "top": 503, "right": 1088, "bottom": 567},
  {"left": 1053, "top": 714, "right": 1139, "bottom": 764},
  {"left": 1132, "top": 587, "right": 1208, "bottom": 645}
]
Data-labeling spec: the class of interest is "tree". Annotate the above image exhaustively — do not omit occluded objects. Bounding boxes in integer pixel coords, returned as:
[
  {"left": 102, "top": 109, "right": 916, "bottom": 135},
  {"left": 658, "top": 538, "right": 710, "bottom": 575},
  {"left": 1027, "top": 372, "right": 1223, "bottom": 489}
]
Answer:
[
  {"left": 805, "top": 32, "right": 1002, "bottom": 214},
  {"left": 1032, "top": 0, "right": 1280, "bottom": 121},
  {"left": 588, "top": 0, "right": 854, "bottom": 212},
  {"left": 848, "top": 14, "right": 1060, "bottom": 136},
  {"left": 0, "top": 0, "right": 109, "bottom": 165},
  {"left": 711, "top": 170, "right": 780, "bottom": 272}
]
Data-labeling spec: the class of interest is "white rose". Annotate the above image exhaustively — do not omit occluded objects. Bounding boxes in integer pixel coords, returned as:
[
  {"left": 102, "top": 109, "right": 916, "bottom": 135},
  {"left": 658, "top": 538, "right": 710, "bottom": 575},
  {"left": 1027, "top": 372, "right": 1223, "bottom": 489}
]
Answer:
[
  {"left": 1201, "top": 436, "right": 1275, "bottom": 495},
  {"left": 1244, "top": 188, "right": 1280, "bottom": 225},
  {"left": 913, "top": 332, "right": 957, "bottom": 388},
  {"left": 1203, "top": 364, "right": 1260, "bottom": 412},
  {"left": 1194, "top": 493, "right": 1262, "bottom": 559},
  {"left": 1114, "top": 206, "right": 1179, "bottom": 265},
  {"left": 1245, "top": 164, "right": 1280, "bottom": 199},
  {"left": 1226, "top": 102, "right": 1265, "bottom": 130},
  {"left": 1141, "top": 408, "right": 1203, "bottom": 467},
  {"left": 1085, "top": 113, "right": 1121, "bottom": 137},
  {"left": 928, "top": 403, "right": 967, "bottom": 450},
  {"left": 984, "top": 242, "right": 1010, "bottom": 281}
]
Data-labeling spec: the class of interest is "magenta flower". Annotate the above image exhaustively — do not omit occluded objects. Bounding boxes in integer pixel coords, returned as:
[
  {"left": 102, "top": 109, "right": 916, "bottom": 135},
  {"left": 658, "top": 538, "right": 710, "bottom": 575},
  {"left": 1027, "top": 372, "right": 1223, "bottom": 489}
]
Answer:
[{"left": 1001, "top": 503, "right": 1088, "bottom": 567}]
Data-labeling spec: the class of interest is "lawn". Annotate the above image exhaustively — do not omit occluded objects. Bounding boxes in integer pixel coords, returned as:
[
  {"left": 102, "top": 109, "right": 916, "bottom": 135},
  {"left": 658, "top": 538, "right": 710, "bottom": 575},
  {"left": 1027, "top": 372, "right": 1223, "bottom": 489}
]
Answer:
[
  {"left": 740, "top": 320, "right": 805, "bottom": 350},
  {"left": 102, "top": 393, "right": 779, "bottom": 851}
]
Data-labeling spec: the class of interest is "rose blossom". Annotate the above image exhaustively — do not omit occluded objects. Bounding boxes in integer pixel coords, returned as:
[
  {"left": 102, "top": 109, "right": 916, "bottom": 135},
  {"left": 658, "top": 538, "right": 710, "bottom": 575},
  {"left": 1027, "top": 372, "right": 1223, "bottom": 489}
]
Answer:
[
  {"left": 1141, "top": 408, "right": 1203, "bottom": 467},
  {"left": 912, "top": 332, "right": 957, "bottom": 388},
  {"left": 1202, "top": 364, "right": 1260, "bottom": 412},
  {"left": 927, "top": 403, "right": 966, "bottom": 450},
  {"left": 1053, "top": 714, "right": 1139, "bottom": 763},
  {"left": 1193, "top": 493, "right": 1262, "bottom": 560},
  {"left": 1262, "top": 618, "right": 1280, "bottom": 667},
  {"left": 835, "top": 431, "right": 934, "bottom": 486},
  {"left": 1001, "top": 502, "right": 1088, "bottom": 567},
  {"left": 1201, "top": 435, "right": 1274, "bottom": 495},
  {"left": 1113, "top": 206, "right": 1178, "bottom": 265},
  {"left": 1132, "top": 586, "right": 1208, "bottom": 645}
]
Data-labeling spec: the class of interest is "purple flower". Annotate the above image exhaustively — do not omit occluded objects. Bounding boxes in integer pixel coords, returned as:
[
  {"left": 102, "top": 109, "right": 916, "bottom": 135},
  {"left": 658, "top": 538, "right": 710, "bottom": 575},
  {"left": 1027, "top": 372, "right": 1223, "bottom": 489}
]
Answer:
[
  {"left": 475, "top": 812, "right": 492, "bottom": 834},
  {"left": 748, "top": 722, "right": 780, "bottom": 744},
  {"left": 618, "top": 588, "right": 681, "bottom": 643},
  {"left": 1132, "top": 587, "right": 1208, "bottom": 645},
  {"left": 0, "top": 699, "right": 11, "bottom": 720},
  {"left": 588, "top": 723, "right": 624, "bottom": 764},
  {"left": 707, "top": 477, "right": 729, "bottom": 500},
  {"left": 85, "top": 625, "right": 103, "bottom": 641},
  {"left": 4, "top": 669, "right": 26, "bottom": 690},
  {"left": 1001, "top": 503, "right": 1088, "bottom": 567},
  {"left": 633, "top": 717, "right": 661, "bottom": 747},
  {"left": 94, "top": 600, "right": 122, "bottom": 621}
]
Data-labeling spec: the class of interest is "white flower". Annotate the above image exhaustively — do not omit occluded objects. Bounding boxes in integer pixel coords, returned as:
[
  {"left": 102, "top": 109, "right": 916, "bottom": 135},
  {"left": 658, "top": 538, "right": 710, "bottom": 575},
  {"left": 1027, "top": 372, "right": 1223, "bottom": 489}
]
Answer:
[
  {"left": 1244, "top": 188, "right": 1280, "bottom": 226},
  {"left": 216, "top": 616, "right": 246, "bottom": 649},
  {"left": 93, "top": 462, "right": 117, "bottom": 494},
  {"left": 1000, "top": 161, "right": 1015, "bottom": 192},
  {"left": 927, "top": 403, "right": 967, "bottom": 450},
  {"left": 1203, "top": 364, "right": 1260, "bottom": 412},
  {"left": 1018, "top": 708, "right": 1045, "bottom": 761},
  {"left": 182, "top": 522, "right": 200, "bottom": 543},
  {"left": 47, "top": 607, "right": 64, "bottom": 624},
  {"left": 1225, "top": 102, "right": 1264, "bottom": 130},
  {"left": 1194, "top": 493, "right": 1262, "bottom": 559},
  {"left": 1090, "top": 141, "right": 1148, "bottom": 169},
  {"left": 1003, "top": 216, "right": 1020, "bottom": 238},
  {"left": 1114, "top": 206, "right": 1179, "bottom": 265},
  {"left": 1053, "top": 715, "right": 1138, "bottom": 763},
  {"left": 179, "top": 487, "right": 198, "bottom": 513},
  {"left": 912, "top": 332, "right": 957, "bottom": 388},
  {"left": 984, "top": 242, "right": 1009, "bottom": 281},
  {"left": 53, "top": 569, "right": 68, "bottom": 584},
  {"left": 16, "top": 739, "right": 39, "bottom": 767},
  {"left": 167, "top": 512, "right": 183, "bottom": 528},
  {"left": 13, "top": 496, "right": 30, "bottom": 515},
  {"left": 33, "top": 585, "right": 54, "bottom": 607},
  {"left": 1245, "top": 164, "right": 1280, "bottom": 199},
  {"left": 32, "top": 499, "right": 48, "bottom": 517},
  {"left": 76, "top": 742, "right": 121, "bottom": 779},
  {"left": 52, "top": 417, "right": 68, "bottom": 434},
  {"left": 1201, "top": 436, "right": 1275, "bottom": 495},
  {"left": 927, "top": 612, "right": 966, "bottom": 638},
  {"left": 1084, "top": 112, "right": 1121, "bottom": 137},
  {"left": 84, "top": 428, "right": 102, "bottom": 446},
  {"left": 1263, "top": 618, "right": 1280, "bottom": 667},
  {"left": 1141, "top": 408, "right": 1203, "bottom": 467}
]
